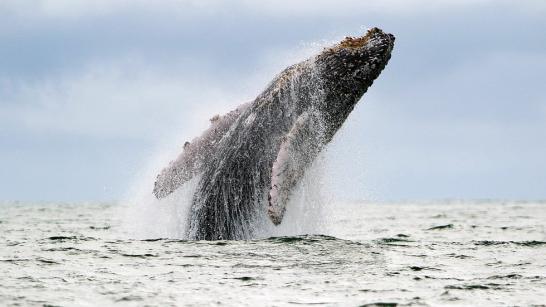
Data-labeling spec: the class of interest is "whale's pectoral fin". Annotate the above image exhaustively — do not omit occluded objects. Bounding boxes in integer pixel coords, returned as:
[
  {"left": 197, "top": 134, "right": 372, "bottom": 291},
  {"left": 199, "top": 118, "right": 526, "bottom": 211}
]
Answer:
[
  {"left": 153, "top": 102, "right": 252, "bottom": 199},
  {"left": 268, "top": 112, "right": 323, "bottom": 225},
  {"left": 153, "top": 149, "right": 203, "bottom": 199}
]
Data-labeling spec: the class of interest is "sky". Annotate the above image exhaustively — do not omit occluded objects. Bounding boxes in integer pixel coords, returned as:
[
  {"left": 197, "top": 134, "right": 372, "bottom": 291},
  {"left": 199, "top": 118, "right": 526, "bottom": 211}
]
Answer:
[{"left": 1, "top": 0, "right": 545, "bottom": 201}]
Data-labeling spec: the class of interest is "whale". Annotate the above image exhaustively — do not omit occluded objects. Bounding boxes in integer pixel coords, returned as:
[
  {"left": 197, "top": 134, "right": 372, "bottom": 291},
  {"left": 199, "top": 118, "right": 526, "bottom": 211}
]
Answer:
[{"left": 153, "top": 28, "right": 395, "bottom": 240}]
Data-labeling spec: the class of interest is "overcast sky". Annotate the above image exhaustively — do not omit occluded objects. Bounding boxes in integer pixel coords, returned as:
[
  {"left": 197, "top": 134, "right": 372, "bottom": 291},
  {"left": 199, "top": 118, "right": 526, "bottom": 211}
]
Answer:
[{"left": 1, "top": 0, "right": 545, "bottom": 201}]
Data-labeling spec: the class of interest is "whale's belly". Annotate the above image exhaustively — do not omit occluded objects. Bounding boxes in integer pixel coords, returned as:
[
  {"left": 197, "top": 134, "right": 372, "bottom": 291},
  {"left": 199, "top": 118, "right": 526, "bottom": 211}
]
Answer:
[{"left": 187, "top": 108, "right": 289, "bottom": 240}]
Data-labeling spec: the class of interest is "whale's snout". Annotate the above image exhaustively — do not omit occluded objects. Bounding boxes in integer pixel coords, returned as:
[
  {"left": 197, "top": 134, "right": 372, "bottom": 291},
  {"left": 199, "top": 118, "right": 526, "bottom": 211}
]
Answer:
[
  {"left": 365, "top": 28, "right": 395, "bottom": 60},
  {"left": 317, "top": 27, "right": 395, "bottom": 86},
  {"left": 339, "top": 27, "right": 395, "bottom": 55},
  {"left": 312, "top": 27, "right": 395, "bottom": 136},
  {"left": 337, "top": 27, "right": 395, "bottom": 70}
]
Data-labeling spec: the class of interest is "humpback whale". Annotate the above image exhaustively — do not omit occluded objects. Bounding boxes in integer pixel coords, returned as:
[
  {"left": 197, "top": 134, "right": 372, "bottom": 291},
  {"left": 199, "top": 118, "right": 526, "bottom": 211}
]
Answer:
[{"left": 153, "top": 28, "right": 395, "bottom": 240}]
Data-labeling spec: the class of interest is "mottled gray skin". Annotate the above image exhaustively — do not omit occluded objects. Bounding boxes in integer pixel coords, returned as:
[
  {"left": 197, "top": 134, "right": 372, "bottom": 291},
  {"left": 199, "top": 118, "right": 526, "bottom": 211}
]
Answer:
[{"left": 154, "top": 28, "right": 395, "bottom": 240}]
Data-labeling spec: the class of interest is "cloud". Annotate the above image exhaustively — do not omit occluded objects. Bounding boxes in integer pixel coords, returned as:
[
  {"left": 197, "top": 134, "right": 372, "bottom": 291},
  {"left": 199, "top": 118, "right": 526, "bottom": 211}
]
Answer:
[
  {"left": 1, "top": 62, "right": 238, "bottom": 141},
  {"left": 1, "top": 0, "right": 545, "bottom": 200},
  {"left": 3, "top": 0, "right": 545, "bottom": 19}
]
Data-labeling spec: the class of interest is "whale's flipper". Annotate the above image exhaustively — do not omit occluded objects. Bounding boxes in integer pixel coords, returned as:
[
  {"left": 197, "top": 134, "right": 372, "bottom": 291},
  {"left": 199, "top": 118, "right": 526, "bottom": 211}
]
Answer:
[
  {"left": 153, "top": 146, "right": 203, "bottom": 199},
  {"left": 268, "top": 112, "right": 323, "bottom": 225},
  {"left": 153, "top": 102, "right": 251, "bottom": 198}
]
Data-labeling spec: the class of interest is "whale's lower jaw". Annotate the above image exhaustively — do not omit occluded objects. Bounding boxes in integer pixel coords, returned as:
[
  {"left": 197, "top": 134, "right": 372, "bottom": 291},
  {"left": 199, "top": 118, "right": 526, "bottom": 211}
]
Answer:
[{"left": 154, "top": 28, "right": 395, "bottom": 240}]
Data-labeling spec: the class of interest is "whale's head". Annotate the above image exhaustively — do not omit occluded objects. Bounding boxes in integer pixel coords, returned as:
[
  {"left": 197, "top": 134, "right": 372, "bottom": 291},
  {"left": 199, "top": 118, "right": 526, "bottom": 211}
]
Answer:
[{"left": 314, "top": 27, "right": 395, "bottom": 137}]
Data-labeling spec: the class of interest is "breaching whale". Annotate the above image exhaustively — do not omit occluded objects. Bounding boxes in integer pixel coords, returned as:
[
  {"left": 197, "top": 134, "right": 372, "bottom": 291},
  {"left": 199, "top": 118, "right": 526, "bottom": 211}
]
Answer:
[{"left": 153, "top": 28, "right": 395, "bottom": 240}]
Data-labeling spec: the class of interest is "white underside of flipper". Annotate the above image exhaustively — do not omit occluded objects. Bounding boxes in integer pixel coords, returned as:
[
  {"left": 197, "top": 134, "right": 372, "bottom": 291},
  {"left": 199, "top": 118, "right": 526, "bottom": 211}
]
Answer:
[{"left": 268, "top": 111, "right": 323, "bottom": 225}]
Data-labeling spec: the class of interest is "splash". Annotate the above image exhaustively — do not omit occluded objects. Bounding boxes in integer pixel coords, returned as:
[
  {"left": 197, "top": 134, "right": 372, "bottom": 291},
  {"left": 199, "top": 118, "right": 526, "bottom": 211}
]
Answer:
[
  {"left": 121, "top": 63, "right": 333, "bottom": 240},
  {"left": 121, "top": 159, "right": 332, "bottom": 240},
  {"left": 121, "top": 61, "right": 333, "bottom": 240}
]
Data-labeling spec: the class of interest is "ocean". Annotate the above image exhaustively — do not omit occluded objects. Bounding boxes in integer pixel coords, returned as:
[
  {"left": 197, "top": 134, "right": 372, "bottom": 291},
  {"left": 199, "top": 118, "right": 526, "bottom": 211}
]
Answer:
[{"left": 1, "top": 200, "right": 545, "bottom": 306}]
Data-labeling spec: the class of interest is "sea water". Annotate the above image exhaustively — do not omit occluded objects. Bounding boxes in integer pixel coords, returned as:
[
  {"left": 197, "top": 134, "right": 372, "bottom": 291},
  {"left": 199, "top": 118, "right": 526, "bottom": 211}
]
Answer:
[{"left": 1, "top": 200, "right": 545, "bottom": 306}]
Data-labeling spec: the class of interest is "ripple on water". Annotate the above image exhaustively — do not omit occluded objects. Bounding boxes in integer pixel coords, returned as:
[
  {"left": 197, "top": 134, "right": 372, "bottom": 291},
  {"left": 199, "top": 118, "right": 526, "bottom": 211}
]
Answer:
[{"left": 0, "top": 201, "right": 545, "bottom": 306}]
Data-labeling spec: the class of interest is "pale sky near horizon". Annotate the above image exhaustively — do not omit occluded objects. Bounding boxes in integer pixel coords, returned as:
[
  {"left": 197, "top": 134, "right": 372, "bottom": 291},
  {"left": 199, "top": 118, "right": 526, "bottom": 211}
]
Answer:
[{"left": 1, "top": 0, "right": 545, "bottom": 201}]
